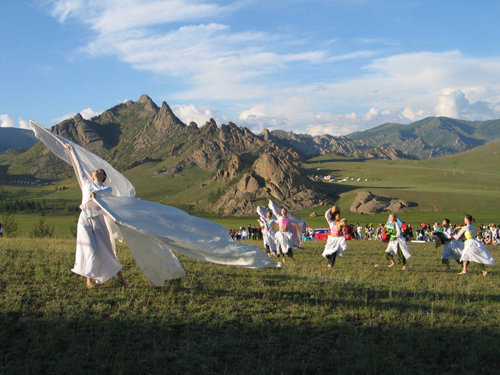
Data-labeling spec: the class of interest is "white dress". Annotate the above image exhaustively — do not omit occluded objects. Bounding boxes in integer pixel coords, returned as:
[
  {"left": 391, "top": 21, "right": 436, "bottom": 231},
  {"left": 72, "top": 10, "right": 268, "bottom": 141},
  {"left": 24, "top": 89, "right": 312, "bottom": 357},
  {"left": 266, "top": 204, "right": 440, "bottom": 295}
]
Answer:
[
  {"left": 441, "top": 226, "right": 463, "bottom": 262},
  {"left": 456, "top": 224, "right": 496, "bottom": 265},
  {"left": 258, "top": 216, "right": 277, "bottom": 253},
  {"left": 68, "top": 146, "right": 122, "bottom": 283},
  {"left": 385, "top": 222, "right": 411, "bottom": 260},
  {"left": 322, "top": 208, "right": 347, "bottom": 258}
]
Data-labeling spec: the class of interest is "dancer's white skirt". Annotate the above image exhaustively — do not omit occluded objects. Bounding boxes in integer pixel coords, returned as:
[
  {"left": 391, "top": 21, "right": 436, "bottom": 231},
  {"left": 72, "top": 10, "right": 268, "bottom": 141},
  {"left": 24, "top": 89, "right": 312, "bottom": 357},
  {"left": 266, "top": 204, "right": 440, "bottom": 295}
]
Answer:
[
  {"left": 322, "top": 236, "right": 347, "bottom": 258},
  {"left": 263, "top": 230, "right": 277, "bottom": 252},
  {"left": 275, "top": 231, "right": 293, "bottom": 255},
  {"left": 72, "top": 211, "right": 122, "bottom": 283},
  {"left": 441, "top": 239, "right": 463, "bottom": 261},
  {"left": 385, "top": 237, "right": 411, "bottom": 259},
  {"left": 460, "top": 239, "right": 496, "bottom": 265}
]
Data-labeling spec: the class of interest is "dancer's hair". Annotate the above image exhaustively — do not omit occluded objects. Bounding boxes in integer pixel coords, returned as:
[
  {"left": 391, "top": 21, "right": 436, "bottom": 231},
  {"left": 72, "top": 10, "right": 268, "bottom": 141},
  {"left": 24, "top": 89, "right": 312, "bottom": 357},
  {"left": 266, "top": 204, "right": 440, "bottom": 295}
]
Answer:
[
  {"left": 443, "top": 218, "right": 450, "bottom": 225},
  {"left": 94, "top": 169, "right": 107, "bottom": 182},
  {"left": 465, "top": 214, "right": 474, "bottom": 222}
]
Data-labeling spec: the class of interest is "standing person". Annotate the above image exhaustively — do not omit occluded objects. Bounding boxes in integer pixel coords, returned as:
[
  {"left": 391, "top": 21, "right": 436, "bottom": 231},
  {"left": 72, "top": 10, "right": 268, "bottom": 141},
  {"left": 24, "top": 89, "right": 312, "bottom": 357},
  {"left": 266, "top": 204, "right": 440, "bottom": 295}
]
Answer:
[
  {"left": 455, "top": 215, "right": 496, "bottom": 276},
  {"left": 433, "top": 218, "right": 463, "bottom": 271},
  {"left": 385, "top": 213, "right": 411, "bottom": 270},
  {"left": 322, "top": 206, "right": 347, "bottom": 269},
  {"left": 64, "top": 143, "right": 128, "bottom": 288},
  {"left": 0, "top": 222, "right": 3, "bottom": 237},
  {"left": 268, "top": 199, "right": 302, "bottom": 262},
  {"left": 257, "top": 208, "right": 277, "bottom": 256}
]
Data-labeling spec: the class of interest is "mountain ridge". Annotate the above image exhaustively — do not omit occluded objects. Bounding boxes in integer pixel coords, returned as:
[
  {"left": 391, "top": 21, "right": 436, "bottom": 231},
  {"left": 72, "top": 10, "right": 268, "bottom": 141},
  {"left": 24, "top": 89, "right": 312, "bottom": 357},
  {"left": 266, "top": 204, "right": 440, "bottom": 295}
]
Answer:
[{"left": 2, "top": 95, "right": 500, "bottom": 215}]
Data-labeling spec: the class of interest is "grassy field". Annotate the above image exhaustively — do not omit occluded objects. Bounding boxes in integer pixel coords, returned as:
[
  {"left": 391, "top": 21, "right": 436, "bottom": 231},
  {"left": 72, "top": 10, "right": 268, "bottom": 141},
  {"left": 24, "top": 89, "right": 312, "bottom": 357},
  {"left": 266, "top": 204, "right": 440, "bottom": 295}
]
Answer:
[
  {"left": 302, "top": 142, "right": 500, "bottom": 224},
  {"left": 1, "top": 237, "right": 499, "bottom": 374}
]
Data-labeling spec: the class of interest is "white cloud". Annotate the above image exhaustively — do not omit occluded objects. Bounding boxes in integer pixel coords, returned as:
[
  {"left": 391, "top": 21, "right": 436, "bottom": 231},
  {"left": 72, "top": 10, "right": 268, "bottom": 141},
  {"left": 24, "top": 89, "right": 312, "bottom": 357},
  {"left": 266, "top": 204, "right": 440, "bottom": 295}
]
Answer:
[
  {"left": 0, "top": 114, "right": 15, "bottom": 128},
  {"left": 171, "top": 103, "right": 216, "bottom": 126},
  {"left": 0, "top": 114, "right": 30, "bottom": 129},
  {"left": 80, "top": 107, "right": 101, "bottom": 119},
  {"left": 46, "top": 1, "right": 500, "bottom": 135},
  {"left": 50, "top": 107, "right": 101, "bottom": 124},
  {"left": 435, "top": 90, "right": 495, "bottom": 120}
]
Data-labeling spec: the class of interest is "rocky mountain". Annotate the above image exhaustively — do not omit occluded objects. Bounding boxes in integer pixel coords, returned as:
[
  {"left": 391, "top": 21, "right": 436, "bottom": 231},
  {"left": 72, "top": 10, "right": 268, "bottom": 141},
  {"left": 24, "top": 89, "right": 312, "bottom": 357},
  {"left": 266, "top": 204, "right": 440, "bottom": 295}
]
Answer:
[
  {"left": 0, "top": 127, "right": 38, "bottom": 152},
  {"left": 262, "top": 129, "right": 404, "bottom": 160},
  {"left": 347, "top": 117, "right": 500, "bottom": 159},
  {"left": 7, "top": 95, "right": 328, "bottom": 215}
]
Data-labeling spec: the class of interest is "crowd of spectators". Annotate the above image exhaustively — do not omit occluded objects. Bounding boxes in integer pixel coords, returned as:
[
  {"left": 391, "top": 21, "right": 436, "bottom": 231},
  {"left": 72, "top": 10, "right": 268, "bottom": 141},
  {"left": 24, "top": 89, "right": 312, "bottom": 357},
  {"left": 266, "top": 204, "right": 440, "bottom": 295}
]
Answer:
[
  {"left": 229, "top": 225, "right": 263, "bottom": 241},
  {"left": 230, "top": 220, "right": 499, "bottom": 246}
]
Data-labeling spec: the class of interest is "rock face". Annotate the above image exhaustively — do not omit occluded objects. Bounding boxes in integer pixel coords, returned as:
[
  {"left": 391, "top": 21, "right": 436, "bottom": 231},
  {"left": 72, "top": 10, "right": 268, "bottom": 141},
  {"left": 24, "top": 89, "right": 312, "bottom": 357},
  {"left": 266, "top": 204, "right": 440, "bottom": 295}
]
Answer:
[
  {"left": 211, "top": 151, "right": 328, "bottom": 216},
  {"left": 263, "top": 129, "right": 405, "bottom": 160},
  {"left": 350, "top": 191, "right": 416, "bottom": 214}
]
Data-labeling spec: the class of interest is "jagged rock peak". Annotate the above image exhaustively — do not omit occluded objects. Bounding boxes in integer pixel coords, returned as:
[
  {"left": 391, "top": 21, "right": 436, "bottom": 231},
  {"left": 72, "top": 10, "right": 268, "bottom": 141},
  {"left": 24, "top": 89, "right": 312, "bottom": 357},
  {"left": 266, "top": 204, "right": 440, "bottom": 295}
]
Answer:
[
  {"left": 73, "top": 113, "right": 85, "bottom": 123},
  {"left": 202, "top": 118, "right": 218, "bottom": 131},
  {"left": 138, "top": 94, "right": 159, "bottom": 113},
  {"left": 155, "top": 101, "right": 185, "bottom": 127}
]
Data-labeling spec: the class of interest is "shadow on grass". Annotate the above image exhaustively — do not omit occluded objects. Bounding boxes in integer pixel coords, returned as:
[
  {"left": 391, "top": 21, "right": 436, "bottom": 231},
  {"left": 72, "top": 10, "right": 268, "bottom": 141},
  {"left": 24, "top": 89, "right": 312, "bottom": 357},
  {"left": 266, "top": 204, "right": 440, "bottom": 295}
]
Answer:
[{"left": 2, "top": 312, "right": 499, "bottom": 375}]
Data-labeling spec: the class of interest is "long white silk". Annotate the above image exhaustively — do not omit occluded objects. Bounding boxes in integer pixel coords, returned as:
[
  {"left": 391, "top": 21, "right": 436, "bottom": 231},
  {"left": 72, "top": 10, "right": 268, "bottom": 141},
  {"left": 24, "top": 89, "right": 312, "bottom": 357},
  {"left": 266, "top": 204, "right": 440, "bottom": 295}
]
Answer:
[{"left": 31, "top": 120, "right": 276, "bottom": 285}]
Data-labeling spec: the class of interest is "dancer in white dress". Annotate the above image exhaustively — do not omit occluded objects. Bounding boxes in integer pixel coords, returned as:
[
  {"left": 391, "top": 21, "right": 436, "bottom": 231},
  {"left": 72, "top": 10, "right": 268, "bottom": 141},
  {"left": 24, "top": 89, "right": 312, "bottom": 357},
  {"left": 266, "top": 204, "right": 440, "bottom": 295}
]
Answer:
[
  {"left": 268, "top": 200, "right": 301, "bottom": 262},
  {"left": 32, "top": 121, "right": 276, "bottom": 286},
  {"left": 433, "top": 218, "right": 463, "bottom": 271},
  {"left": 321, "top": 206, "right": 347, "bottom": 269},
  {"left": 257, "top": 208, "right": 277, "bottom": 256},
  {"left": 65, "top": 143, "right": 128, "bottom": 288},
  {"left": 455, "top": 215, "right": 496, "bottom": 276},
  {"left": 385, "top": 213, "right": 411, "bottom": 270}
]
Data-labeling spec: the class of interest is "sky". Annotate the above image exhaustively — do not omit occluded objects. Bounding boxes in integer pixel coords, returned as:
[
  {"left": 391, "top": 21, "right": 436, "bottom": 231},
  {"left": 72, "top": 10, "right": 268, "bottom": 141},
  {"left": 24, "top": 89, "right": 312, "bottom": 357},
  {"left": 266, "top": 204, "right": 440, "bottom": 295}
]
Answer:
[{"left": 2, "top": 0, "right": 500, "bottom": 135}]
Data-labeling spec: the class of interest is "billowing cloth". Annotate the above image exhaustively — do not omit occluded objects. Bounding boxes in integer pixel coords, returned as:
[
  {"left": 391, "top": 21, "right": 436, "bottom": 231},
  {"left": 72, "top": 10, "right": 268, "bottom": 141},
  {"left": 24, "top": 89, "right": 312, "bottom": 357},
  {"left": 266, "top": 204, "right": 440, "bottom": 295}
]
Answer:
[
  {"left": 31, "top": 121, "right": 277, "bottom": 286},
  {"left": 455, "top": 224, "right": 495, "bottom": 265}
]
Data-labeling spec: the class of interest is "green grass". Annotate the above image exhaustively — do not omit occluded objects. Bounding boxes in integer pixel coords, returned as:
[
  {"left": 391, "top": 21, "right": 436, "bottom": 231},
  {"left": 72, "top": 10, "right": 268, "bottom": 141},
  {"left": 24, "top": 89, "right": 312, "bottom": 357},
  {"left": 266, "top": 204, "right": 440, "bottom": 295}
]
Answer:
[
  {"left": 302, "top": 143, "right": 500, "bottom": 223},
  {"left": 1, "top": 237, "right": 499, "bottom": 374}
]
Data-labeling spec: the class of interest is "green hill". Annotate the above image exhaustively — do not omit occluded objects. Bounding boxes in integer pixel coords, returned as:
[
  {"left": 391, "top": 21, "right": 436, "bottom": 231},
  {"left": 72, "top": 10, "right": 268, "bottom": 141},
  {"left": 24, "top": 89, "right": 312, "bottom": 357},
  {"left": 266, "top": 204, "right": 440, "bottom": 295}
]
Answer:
[
  {"left": 301, "top": 140, "right": 500, "bottom": 225},
  {"left": 347, "top": 117, "right": 500, "bottom": 158}
]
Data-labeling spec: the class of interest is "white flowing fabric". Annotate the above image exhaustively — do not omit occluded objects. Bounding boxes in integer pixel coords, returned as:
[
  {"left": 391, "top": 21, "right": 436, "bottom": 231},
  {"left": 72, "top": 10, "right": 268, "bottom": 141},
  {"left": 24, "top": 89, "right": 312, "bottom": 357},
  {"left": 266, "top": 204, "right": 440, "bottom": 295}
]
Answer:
[
  {"left": 441, "top": 240, "right": 463, "bottom": 262},
  {"left": 31, "top": 121, "right": 277, "bottom": 286},
  {"left": 256, "top": 206, "right": 277, "bottom": 253}
]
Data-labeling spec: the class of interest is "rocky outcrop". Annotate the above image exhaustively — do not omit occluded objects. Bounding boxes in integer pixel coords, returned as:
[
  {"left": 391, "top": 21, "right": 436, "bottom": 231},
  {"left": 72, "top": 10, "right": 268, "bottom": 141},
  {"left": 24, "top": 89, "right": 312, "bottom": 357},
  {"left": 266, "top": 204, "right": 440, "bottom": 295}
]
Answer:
[
  {"left": 350, "top": 191, "right": 416, "bottom": 214},
  {"left": 210, "top": 151, "right": 328, "bottom": 216}
]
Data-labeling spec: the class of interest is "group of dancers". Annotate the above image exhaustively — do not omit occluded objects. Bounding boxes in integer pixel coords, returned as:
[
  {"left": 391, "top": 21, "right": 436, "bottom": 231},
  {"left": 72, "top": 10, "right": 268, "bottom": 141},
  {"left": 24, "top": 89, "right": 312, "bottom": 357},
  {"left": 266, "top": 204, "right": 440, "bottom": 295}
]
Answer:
[
  {"left": 33, "top": 121, "right": 496, "bottom": 288},
  {"left": 257, "top": 204, "right": 496, "bottom": 276}
]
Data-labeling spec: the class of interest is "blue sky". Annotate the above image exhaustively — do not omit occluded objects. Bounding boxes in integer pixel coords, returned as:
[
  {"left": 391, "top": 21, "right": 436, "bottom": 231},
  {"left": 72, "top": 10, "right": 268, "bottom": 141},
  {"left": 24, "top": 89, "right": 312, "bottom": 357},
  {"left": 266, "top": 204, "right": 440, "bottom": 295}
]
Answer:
[{"left": 2, "top": 0, "right": 500, "bottom": 135}]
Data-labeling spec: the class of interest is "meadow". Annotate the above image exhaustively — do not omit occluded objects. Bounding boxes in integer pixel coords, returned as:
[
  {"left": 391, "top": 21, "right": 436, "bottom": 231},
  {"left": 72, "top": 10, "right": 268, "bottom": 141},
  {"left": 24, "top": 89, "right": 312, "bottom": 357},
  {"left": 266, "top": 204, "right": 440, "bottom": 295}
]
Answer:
[{"left": 1, "top": 237, "right": 499, "bottom": 374}]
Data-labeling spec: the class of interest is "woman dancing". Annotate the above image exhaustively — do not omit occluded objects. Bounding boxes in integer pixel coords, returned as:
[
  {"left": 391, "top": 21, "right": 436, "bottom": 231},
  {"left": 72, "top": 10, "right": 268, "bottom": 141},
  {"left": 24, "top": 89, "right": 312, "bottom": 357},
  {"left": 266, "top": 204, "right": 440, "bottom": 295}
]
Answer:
[
  {"left": 65, "top": 143, "right": 128, "bottom": 288},
  {"left": 455, "top": 215, "right": 496, "bottom": 276},
  {"left": 433, "top": 218, "right": 463, "bottom": 271},
  {"left": 268, "top": 200, "right": 301, "bottom": 262},
  {"left": 257, "top": 208, "right": 277, "bottom": 256},
  {"left": 385, "top": 213, "right": 411, "bottom": 270},
  {"left": 321, "top": 206, "right": 347, "bottom": 269}
]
